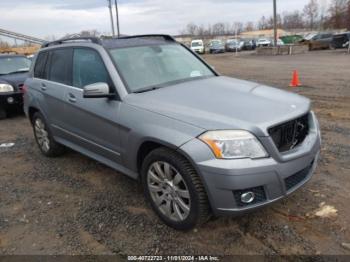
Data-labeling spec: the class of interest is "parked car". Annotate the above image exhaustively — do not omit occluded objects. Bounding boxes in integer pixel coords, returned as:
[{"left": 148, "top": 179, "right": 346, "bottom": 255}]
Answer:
[
  {"left": 280, "top": 35, "right": 303, "bottom": 44},
  {"left": 24, "top": 35, "right": 321, "bottom": 230},
  {"left": 0, "top": 54, "right": 31, "bottom": 119},
  {"left": 190, "top": 39, "right": 205, "bottom": 54},
  {"left": 302, "top": 33, "right": 333, "bottom": 50},
  {"left": 225, "top": 39, "right": 244, "bottom": 52},
  {"left": 256, "top": 38, "right": 271, "bottom": 47},
  {"left": 277, "top": 39, "right": 285, "bottom": 46},
  {"left": 208, "top": 39, "right": 225, "bottom": 53},
  {"left": 242, "top": 39, "right": 256, "bottom": 50},
  {"left": 331, "top": 32, "right": 350, "bottom": 49}
]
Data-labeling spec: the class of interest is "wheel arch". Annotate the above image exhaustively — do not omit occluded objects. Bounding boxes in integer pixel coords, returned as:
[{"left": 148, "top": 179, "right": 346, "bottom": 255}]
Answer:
[
  {"left": 135, "top": 138, "right": 201, "bottom": 177},
  {"left": 136, "top": 139, "right": 179, "bottom": 174},
  {"left": 28, "top": 106, "right": 40, "bottom": 124},
  {"left": 135, "top": 139, "right": 209, "bottom": 202}
]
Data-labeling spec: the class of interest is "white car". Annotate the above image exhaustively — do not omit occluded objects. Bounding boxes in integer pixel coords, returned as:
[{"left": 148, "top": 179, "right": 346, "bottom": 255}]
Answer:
[
  {"left": 257, "top": 38, "right": 271, "bottom": 47},
  {"left": 277, "top": 39, "right": 285, "bottom": 46},
  {"left": 190, "top": 39, "right": 205, "bottom": 54}
]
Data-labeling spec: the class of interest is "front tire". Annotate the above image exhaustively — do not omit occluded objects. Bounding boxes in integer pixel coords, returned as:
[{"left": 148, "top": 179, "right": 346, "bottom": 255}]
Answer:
[
  {"left": 141, "top": 147, "right": 211, "bottom": 230},
  {"left": 32, "top": 112, "right": 65, "bottom": 157}
]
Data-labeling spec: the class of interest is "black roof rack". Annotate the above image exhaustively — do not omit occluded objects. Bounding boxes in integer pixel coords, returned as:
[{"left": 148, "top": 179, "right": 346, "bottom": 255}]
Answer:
[
  {"left": 115, "top": 34, "right": 176, "bottom": 42},
  {"left": 41, "top": 36, "right": 102, "bottom": 48},
  {"left": 41, "top": 34, "right": 176, "bottom": 49}
]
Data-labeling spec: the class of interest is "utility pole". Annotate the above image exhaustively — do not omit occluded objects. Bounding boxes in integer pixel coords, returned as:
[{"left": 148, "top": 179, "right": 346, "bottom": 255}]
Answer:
[
  {"left": 114, "top": 0, "right": 120, "bottom": 37},
  {"left": 273, "top": 0, "right": 277, "bottom": 47},
  {"left": 107, "top": 0, "right": 115, "bottom": 37},
  {"left": 235, "top": 26, "right": 238, "bottom": 57}
]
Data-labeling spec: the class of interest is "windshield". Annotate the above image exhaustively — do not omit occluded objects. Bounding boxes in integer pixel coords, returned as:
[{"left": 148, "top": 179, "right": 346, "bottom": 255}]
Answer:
[
  {"left": 109, "top": 44, "right": 215, "bottom": 92},
  {"left": 191, "top": 42, "right": 202, "bottom": 47},
  {"left": 210, "top": 40, "right": 222, "bottom": 46},
  {"left": 0, "top": 57, "right": 31, "bottom": 75}
]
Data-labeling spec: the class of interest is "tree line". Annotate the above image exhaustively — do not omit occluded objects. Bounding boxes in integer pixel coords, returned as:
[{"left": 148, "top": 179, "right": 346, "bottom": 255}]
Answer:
[{"left": 180, "top": 0, "right": 350, "bottom": 36}]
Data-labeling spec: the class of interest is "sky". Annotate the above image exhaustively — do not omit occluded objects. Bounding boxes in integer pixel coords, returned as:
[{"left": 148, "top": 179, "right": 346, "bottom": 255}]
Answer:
[{"left": 0, "top": 0, "right": 330, "bottom": 41}]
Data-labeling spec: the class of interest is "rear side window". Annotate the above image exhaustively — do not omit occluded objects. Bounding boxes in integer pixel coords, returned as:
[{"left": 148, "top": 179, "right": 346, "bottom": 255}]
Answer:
[
  {"left": 48, "top": 49, "right": 72, "bottom": 85},
  {"left": 73, "top": 48, "right": 111, "bottom": 89},
  {"left": 34, "top": 52, "right": 48, "bottom": 79}
]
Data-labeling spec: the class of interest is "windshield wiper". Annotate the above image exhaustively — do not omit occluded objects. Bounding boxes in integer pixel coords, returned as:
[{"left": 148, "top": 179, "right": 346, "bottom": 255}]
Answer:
[
  {"left": 133, "top": 86, "right": 162, "bottom": 94},
  {"left": 6, "top": 69, "right": 29, "bottom": 75}
]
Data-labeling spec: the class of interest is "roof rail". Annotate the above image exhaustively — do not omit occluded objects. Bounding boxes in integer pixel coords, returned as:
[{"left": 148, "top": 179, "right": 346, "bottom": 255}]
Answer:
[
  {"left": 116, "top": 34, "right": 176, "bottom": 42},
  {"left": 41, "top": 36, "right": 102, "bottom": 48}
]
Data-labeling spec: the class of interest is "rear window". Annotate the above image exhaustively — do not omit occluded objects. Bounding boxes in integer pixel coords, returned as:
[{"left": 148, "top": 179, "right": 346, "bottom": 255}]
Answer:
[
  {"left": 34, "top": 52, "right": 48, "bottom": 79},
  {"left": 48, "top": 49, "right": 72, "bottom": 85}
]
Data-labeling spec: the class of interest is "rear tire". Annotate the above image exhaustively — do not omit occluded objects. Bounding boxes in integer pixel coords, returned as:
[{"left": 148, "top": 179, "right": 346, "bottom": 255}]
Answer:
[
  {"left": 0, "top": 108, "right": 7, "bottom": 120},
  {"left": 32, "top": 112, "right": 65, "bottom": 157},
  {"left": 141, "top": 147, "right": 211, "bottom": 230}
]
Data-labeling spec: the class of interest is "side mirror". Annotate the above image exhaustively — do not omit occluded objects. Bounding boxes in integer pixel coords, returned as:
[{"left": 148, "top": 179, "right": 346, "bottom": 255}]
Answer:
[{"left": 83, "top": 82, "right": 114, "bottom": 98}]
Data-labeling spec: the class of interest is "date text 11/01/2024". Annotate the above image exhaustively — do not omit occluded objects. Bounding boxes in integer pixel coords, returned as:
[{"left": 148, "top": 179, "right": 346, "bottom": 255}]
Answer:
[{"left": 127, "top": 255, "right": 220, "bottom": 261}]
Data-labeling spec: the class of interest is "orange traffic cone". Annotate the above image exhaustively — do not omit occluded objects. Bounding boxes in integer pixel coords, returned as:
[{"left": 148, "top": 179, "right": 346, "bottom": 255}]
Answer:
[{"left": 290, "top": 70, "right": 301, "bottom": 87}]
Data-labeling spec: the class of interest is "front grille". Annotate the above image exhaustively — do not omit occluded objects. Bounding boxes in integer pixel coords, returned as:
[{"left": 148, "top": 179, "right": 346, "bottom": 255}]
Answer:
[
  {"left": 268, "top": 114, "right": 309, "bottom": 152},
  {"left": 284, "top": 161, "right": 314, "bottom": 191},
  {"left": 233, "top": 186, "right": 267, "bottom": 207}
]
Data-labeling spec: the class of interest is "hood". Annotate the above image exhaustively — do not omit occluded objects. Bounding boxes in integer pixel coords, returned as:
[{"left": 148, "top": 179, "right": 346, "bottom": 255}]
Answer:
[
  {"left": 124, "top": 76, "right": 310, "bottom": 137},
  {"left": 227, "top": 42, "right": 242, "bottom": 47},
  {"left": 210, "top": 44, "right": 224, "bottom": 49},
  {"left": 0, "top": 72, "right": 29, "bottom": 91}
]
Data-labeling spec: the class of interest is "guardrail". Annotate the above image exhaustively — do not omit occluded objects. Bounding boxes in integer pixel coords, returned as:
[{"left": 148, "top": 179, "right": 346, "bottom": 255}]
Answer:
[
  {"left": 0, "top": 28, "right": 45, "bottom": 44},
  {"left": 256, "top": 45, "right": 309, "bottom": 55}
]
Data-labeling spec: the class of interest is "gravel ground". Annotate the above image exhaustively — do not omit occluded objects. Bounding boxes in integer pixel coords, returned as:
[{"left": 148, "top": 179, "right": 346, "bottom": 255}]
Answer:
[{"left": 0, "top": 49, "right": 349, "bottom": 256}]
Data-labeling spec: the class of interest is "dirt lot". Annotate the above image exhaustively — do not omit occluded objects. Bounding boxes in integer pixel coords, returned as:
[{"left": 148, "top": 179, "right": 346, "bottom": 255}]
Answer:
[{"left": 0, "top": 50, "right": 349, "bottom": 256}]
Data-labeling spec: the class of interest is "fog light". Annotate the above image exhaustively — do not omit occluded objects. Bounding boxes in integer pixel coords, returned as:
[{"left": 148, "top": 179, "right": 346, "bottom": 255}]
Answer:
[
  {"left": 241, "top": 191, "right": 255, "bottom": 204},
  {"left": 7, "top": 97, "right": 14, "bottom": 104}
]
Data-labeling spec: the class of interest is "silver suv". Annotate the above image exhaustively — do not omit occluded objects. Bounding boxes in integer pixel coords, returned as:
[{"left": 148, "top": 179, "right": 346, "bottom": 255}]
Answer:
[{"left": 24, "top": 35, "right": 321, "bottom": 230}]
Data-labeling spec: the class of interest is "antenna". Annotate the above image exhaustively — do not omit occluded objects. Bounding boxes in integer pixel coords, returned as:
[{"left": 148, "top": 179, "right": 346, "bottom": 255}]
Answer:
[
  {"left": 107, "top": 0, "right": 115, "bottom": 37},
  {"left": 114, "top": 0, "right": 120, "bottom": 37}
]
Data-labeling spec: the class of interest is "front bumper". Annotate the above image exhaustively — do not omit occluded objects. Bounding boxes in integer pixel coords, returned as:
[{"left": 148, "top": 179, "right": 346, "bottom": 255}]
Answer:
[
  {"left": 0, "top": 92, "right": 23, "bottom": 110},
  {"left": 179, "top": 112, "right": 321, "bottom": 215},
  {"left": 192, "top": 49, "right": 205, "bottom": 54},
  {"left": 210, "top": 49, "right": 225, "bottom": 53},
  {"left": 226, "top": 46, "right": 242, "bottom": 52}
]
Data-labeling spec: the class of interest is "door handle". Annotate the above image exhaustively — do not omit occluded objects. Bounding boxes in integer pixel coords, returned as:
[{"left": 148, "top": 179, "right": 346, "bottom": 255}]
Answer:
[
  {"left": 41, "top": 83, "right": 47, "bottom": 91},
  {"left": 68, "top": 93, "right": 76, "bottom": 103}
]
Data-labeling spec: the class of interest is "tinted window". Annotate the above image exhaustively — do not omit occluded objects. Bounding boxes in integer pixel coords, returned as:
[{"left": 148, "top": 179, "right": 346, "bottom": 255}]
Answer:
[
  {"left": 34, "top": 52, "right": 48, "bottom": 79},
  {"left": 48, "top": 49, "right": 72, "bottom": 85},
  {"left": 73, "top": 48, "right": 111, "bottom": 89}
]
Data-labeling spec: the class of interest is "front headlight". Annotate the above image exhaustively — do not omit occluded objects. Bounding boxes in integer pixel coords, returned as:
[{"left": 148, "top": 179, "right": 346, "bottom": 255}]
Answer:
[
  {"left": 0, "top": 84, "right": 14, "bottom": 93},
  {"left": 199, "top": 130, "right": 268, "bottom": 159}
]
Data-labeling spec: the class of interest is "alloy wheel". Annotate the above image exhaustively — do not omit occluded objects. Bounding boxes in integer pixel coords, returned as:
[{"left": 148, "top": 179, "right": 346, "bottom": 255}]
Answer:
[
  {"left": 34, "top": 118, "right": 50, "bottom": 152},
  {"left": 147, "top": 161, "right": 191, "bottom": 222}
]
